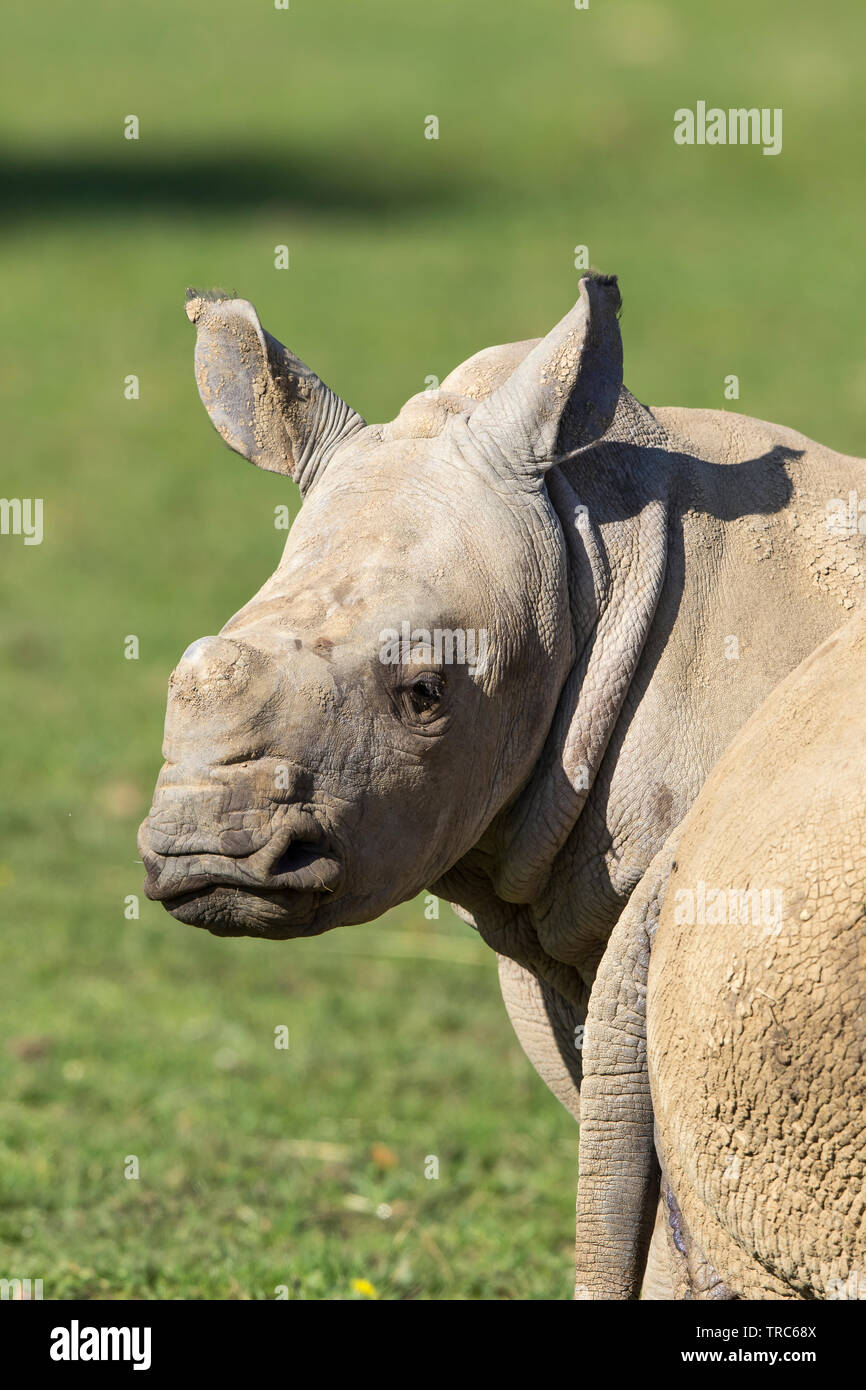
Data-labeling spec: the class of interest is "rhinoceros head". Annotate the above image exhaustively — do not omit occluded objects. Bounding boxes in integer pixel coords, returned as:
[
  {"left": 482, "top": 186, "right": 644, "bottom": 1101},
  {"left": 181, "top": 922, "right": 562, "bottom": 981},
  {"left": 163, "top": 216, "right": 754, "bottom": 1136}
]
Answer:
[{"left": 138, "top": 274, "right": 623, "bottom": 938}]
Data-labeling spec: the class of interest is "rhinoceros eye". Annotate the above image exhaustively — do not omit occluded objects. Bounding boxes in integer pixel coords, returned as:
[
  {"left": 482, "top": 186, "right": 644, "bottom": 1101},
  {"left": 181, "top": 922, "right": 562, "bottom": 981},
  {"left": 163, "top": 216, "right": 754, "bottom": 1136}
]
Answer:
[{"left": 401, "top": 672, "right": 445, "bottom": 722}]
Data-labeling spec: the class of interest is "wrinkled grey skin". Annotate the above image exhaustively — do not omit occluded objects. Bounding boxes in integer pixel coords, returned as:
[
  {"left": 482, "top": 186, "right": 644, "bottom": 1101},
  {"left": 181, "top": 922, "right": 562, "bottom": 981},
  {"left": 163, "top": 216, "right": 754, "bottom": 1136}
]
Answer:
[
  {"left": 578, "top": 615, "right": 866, "bottom": 1299},
  {"left": 139, "top": 273, "right": 865, "bottom": 1293},
  {"left": 574, "top": 833, "right": 680, "bottom": 1300}
]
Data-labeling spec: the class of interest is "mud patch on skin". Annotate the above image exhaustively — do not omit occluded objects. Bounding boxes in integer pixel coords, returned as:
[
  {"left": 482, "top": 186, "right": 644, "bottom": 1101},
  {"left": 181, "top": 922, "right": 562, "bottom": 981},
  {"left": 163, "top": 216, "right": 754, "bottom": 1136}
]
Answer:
[{"left": 653, "top": 784, "right": 674, "bottom": 834}]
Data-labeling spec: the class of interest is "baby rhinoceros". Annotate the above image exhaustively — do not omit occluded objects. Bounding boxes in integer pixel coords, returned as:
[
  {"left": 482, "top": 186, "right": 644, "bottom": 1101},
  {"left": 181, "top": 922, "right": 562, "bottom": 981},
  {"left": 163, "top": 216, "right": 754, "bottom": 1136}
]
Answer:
[
  {"left": 576, "top": 612, "right": 866, "bottom": 1300},
  {"left": 139, "top": 273, "right": 866, "bottom": 1295}
]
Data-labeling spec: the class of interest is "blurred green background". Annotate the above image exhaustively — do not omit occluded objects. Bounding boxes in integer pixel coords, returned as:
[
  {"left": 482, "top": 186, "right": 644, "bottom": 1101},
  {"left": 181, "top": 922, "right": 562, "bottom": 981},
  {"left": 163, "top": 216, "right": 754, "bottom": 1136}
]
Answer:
[{"left": 1, "top": 0, "right": 865, "bottom": 1300}]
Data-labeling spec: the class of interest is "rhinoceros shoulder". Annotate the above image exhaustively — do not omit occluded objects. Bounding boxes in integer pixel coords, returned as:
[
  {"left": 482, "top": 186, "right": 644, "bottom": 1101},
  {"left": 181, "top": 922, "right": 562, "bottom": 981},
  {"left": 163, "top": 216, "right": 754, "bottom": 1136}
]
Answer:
[{"left": 650, "top": 404, "right": 862, "bottom": 472}]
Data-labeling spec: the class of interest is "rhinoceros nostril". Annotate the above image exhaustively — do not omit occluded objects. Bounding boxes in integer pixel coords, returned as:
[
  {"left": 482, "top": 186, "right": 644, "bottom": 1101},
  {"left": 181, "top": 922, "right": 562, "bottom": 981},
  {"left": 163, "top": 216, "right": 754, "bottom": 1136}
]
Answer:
[
  {"left": 260, "top": 825, "right": 343, "bottom": 893},
  {"left": 271, "top": 840, "right": 330, "bottom": 876}
]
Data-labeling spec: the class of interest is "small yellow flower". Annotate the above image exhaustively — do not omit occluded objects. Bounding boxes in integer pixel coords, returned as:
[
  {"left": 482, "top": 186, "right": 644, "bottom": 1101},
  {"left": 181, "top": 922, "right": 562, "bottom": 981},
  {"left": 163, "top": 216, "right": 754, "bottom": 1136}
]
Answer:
[{"left": 351, "top": 1278, "right": 378, "bottom": 1300}]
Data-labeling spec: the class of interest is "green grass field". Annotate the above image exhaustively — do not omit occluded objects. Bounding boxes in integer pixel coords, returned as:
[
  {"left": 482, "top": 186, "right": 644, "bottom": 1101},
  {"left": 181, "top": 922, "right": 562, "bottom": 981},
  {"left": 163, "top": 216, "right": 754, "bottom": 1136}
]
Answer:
[{"left": 2, "top": 0, "right": 865, "bottom": 1299}]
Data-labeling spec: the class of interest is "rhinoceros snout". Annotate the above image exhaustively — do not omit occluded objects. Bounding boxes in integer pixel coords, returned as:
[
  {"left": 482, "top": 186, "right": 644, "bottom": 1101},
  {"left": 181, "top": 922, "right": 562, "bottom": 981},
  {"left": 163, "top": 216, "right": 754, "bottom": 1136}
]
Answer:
[
  {"left": 141, "top": 630, "right": 348, "bottom": 936},
  {"left": 138, "top": 806, "right": 344, "bottom": 914}
]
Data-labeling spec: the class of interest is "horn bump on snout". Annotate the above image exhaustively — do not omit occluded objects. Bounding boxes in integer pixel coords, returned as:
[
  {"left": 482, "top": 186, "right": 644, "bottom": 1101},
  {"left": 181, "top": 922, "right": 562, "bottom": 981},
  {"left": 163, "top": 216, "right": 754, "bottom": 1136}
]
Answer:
[{"left": 168, "top": 635, "right": 255, "bottom": 703}]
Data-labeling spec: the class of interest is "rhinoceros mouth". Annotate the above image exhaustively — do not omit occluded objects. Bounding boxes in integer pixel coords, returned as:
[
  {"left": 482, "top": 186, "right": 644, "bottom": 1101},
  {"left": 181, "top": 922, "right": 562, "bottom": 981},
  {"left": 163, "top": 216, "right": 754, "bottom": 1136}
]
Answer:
[{"left": 161, "top": 883, "right": 334, "bottom": 939}]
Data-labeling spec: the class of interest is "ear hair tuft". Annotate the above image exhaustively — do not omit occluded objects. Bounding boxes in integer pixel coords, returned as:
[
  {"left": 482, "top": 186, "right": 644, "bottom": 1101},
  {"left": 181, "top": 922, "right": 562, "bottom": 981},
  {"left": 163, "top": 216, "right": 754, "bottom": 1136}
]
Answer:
[
  {"left": 582, "top": 271, "right": 622, "bottom": 320},
  {"left": 185, "top": 286, "right": 239, "bottom": 305}
]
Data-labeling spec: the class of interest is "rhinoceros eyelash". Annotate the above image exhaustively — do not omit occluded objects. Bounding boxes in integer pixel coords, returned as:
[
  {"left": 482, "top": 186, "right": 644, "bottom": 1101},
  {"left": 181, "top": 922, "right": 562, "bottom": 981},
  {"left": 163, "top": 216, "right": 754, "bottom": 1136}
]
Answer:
[
  {"left": 406, "top": 672, "right": 444, "bottom": 698},
  {"left": 392, "top": 671, "right": 447, "bottom": 725}
]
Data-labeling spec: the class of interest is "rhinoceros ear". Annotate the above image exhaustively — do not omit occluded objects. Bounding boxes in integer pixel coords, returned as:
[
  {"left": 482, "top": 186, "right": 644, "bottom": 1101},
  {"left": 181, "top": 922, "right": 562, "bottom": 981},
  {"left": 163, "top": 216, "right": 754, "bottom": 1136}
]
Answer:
[
  {"left": 468, "top": 273, "right": 623, "bottom": 475},
  {"left": 185, "top": 291, "right": 365, "bottom": 493}
]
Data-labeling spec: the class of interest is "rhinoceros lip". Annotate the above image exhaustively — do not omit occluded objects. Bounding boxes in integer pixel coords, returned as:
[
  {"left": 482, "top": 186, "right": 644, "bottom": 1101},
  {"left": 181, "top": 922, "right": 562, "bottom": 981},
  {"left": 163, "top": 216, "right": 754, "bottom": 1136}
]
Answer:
[{"left": 160, "top": 882, "right": 331, "bottom": 939}]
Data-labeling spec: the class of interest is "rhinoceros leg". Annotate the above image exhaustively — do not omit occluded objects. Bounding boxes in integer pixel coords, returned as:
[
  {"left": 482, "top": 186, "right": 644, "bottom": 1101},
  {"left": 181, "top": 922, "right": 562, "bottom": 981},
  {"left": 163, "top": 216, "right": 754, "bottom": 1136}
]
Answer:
[
  {"left": 640, "top": 1199, "right": 676, "bottom": 1300},
  {"left": 573, "top": 835, "right": 680, "bottom": 1299},
  {"left": 496, "top": 952, "right": 587, "bottom": 1117},
  {"left": 497, "top": 949, "right": 672, "bottom": 1297}
]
